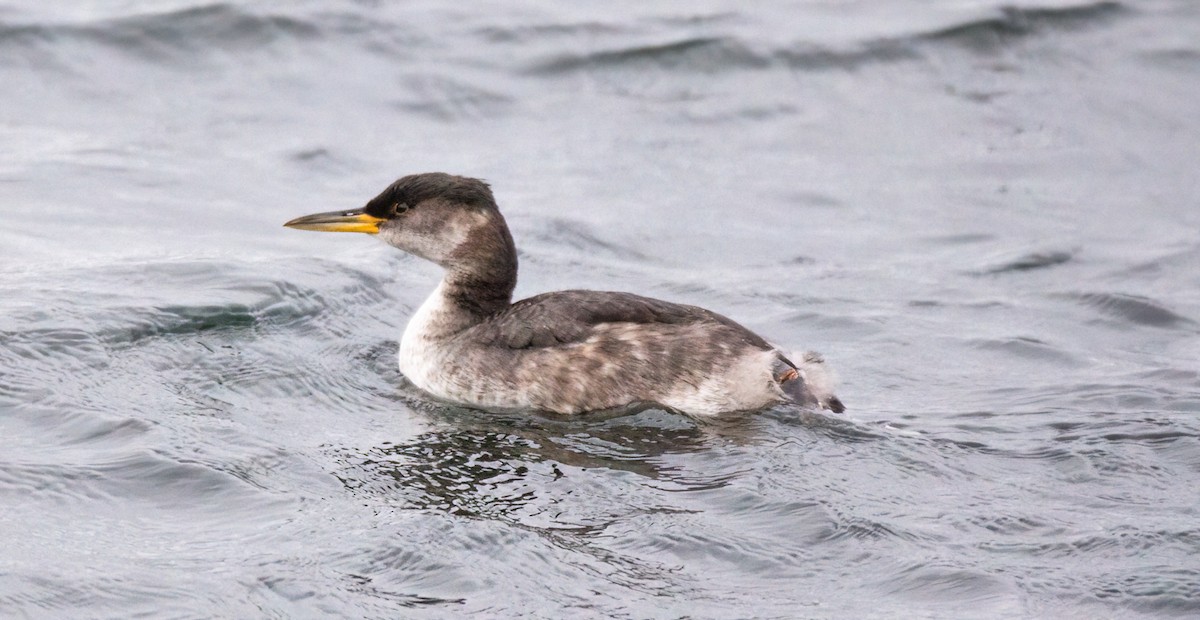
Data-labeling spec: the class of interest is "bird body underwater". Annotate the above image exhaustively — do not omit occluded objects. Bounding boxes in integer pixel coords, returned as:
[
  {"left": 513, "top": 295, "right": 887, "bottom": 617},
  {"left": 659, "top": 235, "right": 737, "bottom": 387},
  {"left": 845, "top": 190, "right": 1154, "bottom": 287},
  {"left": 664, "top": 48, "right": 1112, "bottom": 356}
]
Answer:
[{"left": 284, "top": 173, "right": 843, "bottom": 417}]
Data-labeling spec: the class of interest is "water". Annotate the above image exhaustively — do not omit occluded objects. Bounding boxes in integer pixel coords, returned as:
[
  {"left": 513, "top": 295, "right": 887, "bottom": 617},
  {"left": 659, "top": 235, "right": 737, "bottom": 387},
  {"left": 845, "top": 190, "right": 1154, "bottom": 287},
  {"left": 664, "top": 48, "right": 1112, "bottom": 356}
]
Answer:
[{"left": 2, "top": 1, "right": 1199, "bottom": 617}]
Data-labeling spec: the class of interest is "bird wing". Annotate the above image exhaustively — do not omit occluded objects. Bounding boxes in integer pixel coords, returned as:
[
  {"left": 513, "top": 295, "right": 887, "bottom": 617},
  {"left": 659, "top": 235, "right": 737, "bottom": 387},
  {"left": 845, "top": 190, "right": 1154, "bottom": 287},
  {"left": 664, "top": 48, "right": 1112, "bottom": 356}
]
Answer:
[{"left": 467, "top": 290, "right": 774, "bottom": 351}]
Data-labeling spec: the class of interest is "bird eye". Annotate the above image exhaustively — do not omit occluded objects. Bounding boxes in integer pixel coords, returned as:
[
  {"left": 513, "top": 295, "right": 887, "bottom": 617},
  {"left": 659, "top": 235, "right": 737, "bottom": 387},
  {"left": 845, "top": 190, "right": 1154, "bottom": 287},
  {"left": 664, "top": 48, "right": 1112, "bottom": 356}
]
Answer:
[{"left": 392, "top": 202, "right": 411, "bottom": 216}]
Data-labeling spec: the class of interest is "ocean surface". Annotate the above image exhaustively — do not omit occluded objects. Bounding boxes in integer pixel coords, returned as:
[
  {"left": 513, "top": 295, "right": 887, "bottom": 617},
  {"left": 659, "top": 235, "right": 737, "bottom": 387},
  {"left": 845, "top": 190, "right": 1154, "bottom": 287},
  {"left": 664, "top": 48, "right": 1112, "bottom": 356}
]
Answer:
[{"left": 2, "top": 1, "right": 1199, "bottom": 618}]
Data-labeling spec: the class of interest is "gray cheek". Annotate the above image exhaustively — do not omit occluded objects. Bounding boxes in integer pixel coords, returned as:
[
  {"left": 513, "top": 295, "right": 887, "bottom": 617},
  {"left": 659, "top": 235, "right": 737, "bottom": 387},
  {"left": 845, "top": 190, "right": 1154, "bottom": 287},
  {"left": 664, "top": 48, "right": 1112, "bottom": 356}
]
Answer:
[
  {"left": 379, "top": 226, "right": 443, "bottom": 263},
  {"left": 376, "top": 224, "right": 400, "bottom": 246}
]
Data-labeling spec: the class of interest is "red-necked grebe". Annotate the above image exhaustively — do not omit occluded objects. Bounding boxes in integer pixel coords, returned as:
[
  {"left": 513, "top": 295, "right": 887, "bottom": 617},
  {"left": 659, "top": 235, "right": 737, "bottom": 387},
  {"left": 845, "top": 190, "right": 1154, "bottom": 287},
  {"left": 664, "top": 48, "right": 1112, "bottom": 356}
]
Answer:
[{"left": 285, "top": 172, "right": 843, "bottom": 416}]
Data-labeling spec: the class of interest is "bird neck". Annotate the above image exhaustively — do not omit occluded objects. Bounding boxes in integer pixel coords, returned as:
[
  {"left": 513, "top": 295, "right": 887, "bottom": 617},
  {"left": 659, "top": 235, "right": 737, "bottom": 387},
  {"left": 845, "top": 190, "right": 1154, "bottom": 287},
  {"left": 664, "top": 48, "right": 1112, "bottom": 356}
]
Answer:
[
  {"left": 400, "top": 210, "right": 519, "bottom": 345},
  {"left": 447, "top": 216, "right": 518, "bottom": 315},
  {"left": 402, "top": 272, "right": 511, "bottom": 349},
  {"left": 406, "top": 248, "right": 517, "bottom": 345},
  {"left": 439, "top": 209, "right": 518, "bottom": 321},
  {"left": 441, "top": 260, "right": 516, "bottom": 323}
]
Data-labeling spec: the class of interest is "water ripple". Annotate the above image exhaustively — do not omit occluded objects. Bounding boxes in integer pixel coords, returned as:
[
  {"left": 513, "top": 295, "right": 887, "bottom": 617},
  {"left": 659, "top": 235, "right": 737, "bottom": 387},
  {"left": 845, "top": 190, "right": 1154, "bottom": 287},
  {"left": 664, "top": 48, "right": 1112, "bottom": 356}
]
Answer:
[
  {"left": 923, "top": 1, "right": 1125, "bottom": 51},
  {"left": 1070, "top": 292, "right": 1196, "bottom": 329}
]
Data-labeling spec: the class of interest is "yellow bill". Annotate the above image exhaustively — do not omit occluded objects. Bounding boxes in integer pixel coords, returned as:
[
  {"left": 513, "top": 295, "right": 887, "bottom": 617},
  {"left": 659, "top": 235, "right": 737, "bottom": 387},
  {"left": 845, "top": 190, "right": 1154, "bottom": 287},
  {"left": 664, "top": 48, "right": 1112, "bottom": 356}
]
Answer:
[{"left": 283, "top": 210, "right": 385, "bottom": 234}]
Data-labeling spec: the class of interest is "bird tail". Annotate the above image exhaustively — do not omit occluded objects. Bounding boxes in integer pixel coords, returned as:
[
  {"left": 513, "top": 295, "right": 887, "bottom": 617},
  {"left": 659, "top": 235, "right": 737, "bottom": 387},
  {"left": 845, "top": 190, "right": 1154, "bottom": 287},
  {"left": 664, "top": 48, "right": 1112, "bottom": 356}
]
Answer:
[{"left": 775, "top": 351, "right": 845, "bottom": 413}]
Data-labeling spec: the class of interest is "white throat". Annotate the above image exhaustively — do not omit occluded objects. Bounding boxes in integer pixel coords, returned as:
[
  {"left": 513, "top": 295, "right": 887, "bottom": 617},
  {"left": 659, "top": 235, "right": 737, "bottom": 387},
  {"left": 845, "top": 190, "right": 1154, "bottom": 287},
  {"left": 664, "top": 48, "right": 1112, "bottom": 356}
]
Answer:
[{"left": 398, "top": 279, "right": 471, "bottom": 394}]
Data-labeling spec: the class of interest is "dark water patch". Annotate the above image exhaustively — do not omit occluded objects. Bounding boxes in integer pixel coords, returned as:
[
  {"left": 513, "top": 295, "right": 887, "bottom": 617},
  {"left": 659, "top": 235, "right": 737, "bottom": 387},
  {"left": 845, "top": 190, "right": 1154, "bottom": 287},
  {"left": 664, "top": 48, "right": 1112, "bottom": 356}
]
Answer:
[
  {"left": 970, "top": 335, "right": 1080, "bottom": 365},
  {"left": 1090, "top": 567, "right": 1200, "bottom": 615},
  {"left": 1096, "top": 430, "right": 1197, "bottom": 444},
  {"left": 547, "top": 427, "right": 698, "bottom": 465},
  {"left": 531, "top": 35, "right": 923, "bottom": 76},
  {"left": 0, "top": 22, "right": 54, "bottom": 53},
  {"left": 90, "top": 450, "right": 265, "bottom": 507},
  {"left": 99, "top": 4, "right": 319, "bottom": 51},
  {"left": 339, "top": 570, "right": 466, "bottom": 609},
  {"left": 476, "top": 21, "right": 631, "bottom": 43},
  {"left": 978, "top": 249, "right": 1074, "bottom": 274},
  {"left": 391, "top": 74, "right": 512, "bottom": 122},
  {"left": 926, "top": 232, "right": 998, "bottom": 245},
  {"left": 336, "top": 431, "right": 557, "bottom": 523},
  {"left": 654, "top": 279, "right": 724, "bottom": 299},
  {"left": 680, "top": 101, "right": 801, "bottom": 124},
  {"left": 87, "top": 273, "right": 385, "bottom": 346},
  {"left": 92, "top": 301, "right": 295, "bottom": 348},
  {"left": 290, "top": 147, "right": 334, "bottom": 163},
  {"left": 284, "top": 146, "right": 374, "bottom": 182},
  {"left": 529, "top": 36, "right": 768, "bottom": 74},
  {"left": 353, "top": 340, "right": 406, "bottom": 391},
  {"left": 0, "top": 4, "right": 320, "bottom": 64},
  {"left": 1076, "top": 527, "right": 1200, "bottom": 558},
  {"left": 776, "top": 39, "right": 921, "bottom": 71},
  {"left": 1104, "top": 243, "right": 1200, "bottom": 287},
  {"left": 781, "top": 189, "right": 844, "bottom": 209},
  {"left": 947, "top": 409, "right": 1004, "bottom": 420},
  {"left": 523, "top": 1, "right": 1127, "bottom": 79},
  {"left": 944, "top": 84, "right": 1008, "bottom": 103},
  {"left": 523, "top": 217, "right": 655, "bottom": 263},
  {"left": 921, "top": 1, "right": 1126, "bottom": 52},
  {"left": 347, "top": 407, "right": 717, "bottom": 481},
  {"left": 328, "top": 406, "right": 780, "bottom": 556},
  {"left": 326, "top": 426, "right": 721, "bottom": 609},
  {"left": 819, "top": 515, "right": 924, "bottom": 544},
  {"left": 529, "top": 402, "right": 697, "bottom": 430},
  {"left": 965, "top": 513, "right": 1048, "bottom": 536},
  {"left": 134, "top": 304, "right": 258, "bottom": 337},
  {"left": 781, "top": 308, "right": 886, "bottom": 338},
  {"left": 763, "top": 408, "right": 889, "bottom": 443},
  {"left": 651, "top": 11, "right": 741, "bottom": 28},
  {"left": 1034, "top": 412, "right": 1199, "bottom": 450},
  {"left": 1069, "top": 292, "right": 1195, "bottom": 329},
  {"left": 285, "top": 146, "right": 365, "bottom": 175},
  {"left": 1138, "top": 47, "right": 1200, "bottom": 72}
]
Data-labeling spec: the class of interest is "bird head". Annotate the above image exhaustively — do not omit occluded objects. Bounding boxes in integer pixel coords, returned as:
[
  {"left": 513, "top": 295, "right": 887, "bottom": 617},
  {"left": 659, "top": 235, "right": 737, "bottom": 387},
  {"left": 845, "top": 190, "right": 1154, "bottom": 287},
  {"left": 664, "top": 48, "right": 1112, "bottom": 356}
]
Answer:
[{"left": 284, "top": 172, "right": 513, "bottom": 270}]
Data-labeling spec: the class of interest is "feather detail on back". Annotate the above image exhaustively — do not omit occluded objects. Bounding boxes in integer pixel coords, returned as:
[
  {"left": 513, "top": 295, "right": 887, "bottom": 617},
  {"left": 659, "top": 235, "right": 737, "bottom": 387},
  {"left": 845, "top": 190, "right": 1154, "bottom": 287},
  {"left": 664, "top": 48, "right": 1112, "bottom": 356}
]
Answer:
[{"left": 465, "top": 290, "right": 773, "bottom": 351}]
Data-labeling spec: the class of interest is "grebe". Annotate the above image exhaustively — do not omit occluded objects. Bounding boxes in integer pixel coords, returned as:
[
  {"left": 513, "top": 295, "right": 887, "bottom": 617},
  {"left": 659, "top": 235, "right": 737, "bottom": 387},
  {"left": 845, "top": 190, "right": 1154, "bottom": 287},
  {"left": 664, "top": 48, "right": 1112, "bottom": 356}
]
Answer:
[{"left": 285, "top": 173, "right": 843, "bottom": 416}]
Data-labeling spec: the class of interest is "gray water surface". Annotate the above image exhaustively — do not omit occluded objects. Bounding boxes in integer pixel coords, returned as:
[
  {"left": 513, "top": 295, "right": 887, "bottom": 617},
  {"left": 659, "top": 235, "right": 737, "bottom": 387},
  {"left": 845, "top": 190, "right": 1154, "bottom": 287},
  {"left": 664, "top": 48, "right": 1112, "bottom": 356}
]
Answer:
[{"left": 2, "top": 1, "right": 1199, "bottom": 618}]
